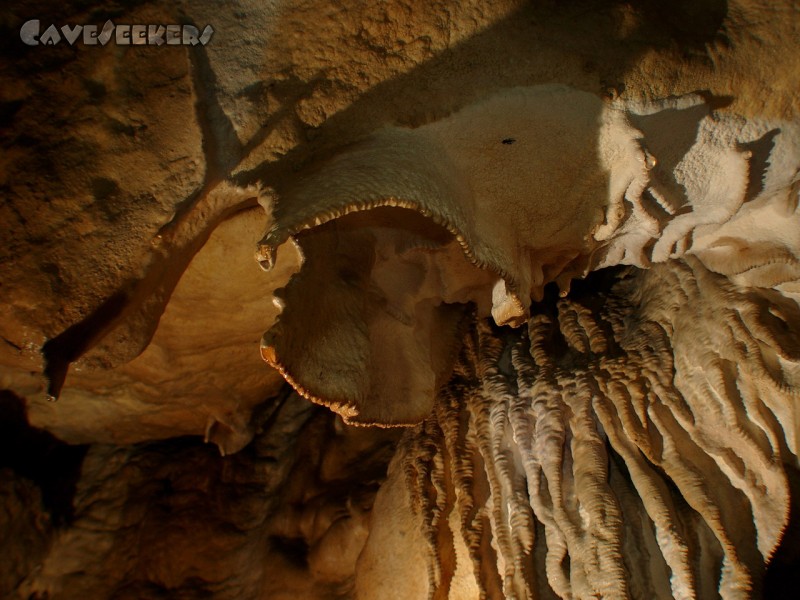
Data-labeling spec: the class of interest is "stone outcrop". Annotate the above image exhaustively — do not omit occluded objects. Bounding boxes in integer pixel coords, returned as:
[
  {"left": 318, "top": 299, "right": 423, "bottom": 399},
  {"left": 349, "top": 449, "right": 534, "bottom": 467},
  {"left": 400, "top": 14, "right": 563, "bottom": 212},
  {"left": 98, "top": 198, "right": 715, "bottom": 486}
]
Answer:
[{"left": 1, "top": 0, "right": 799, "bottom": 598}]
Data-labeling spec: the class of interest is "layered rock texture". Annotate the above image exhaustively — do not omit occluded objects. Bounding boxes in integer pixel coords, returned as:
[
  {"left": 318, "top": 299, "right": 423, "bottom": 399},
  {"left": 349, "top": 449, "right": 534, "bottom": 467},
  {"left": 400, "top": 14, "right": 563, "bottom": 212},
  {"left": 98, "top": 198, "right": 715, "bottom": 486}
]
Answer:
[{"left": 1, "top": 0, "right": 799, "bottom": 598}]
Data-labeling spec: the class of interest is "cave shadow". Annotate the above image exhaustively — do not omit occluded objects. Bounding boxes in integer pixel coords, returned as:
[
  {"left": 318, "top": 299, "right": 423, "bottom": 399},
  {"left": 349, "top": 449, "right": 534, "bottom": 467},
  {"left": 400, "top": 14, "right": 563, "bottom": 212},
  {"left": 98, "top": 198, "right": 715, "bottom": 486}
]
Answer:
[
  {"left": 741, "top": 128, "right": 781, "bottom": 203},
  {"left": 0, "top": 390, "right": 87, "bottom": 526},
  {"left": 236, "top": 0, "right": 731, "bottom": 189},
  {"left": 764, "top": 467, "right": 800, "bottom": 597}
]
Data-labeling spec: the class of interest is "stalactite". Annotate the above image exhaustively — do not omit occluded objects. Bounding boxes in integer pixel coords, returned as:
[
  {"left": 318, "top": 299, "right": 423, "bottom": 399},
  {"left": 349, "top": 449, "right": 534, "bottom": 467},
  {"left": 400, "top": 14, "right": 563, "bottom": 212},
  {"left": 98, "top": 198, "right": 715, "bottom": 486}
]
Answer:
[
  {"left": 400, "top": 257, "right": 798, "bottom": 599},
  {"left": 403, "top": 419, "right": 447, "bottom": 598}
]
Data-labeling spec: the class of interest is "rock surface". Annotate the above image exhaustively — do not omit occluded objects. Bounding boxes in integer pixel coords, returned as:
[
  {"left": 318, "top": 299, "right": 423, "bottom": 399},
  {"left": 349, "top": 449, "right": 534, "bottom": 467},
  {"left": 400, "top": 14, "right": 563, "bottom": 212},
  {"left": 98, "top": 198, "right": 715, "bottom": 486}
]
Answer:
[{"left": 1, "top": 0, "right": 799, "bottom": 598}]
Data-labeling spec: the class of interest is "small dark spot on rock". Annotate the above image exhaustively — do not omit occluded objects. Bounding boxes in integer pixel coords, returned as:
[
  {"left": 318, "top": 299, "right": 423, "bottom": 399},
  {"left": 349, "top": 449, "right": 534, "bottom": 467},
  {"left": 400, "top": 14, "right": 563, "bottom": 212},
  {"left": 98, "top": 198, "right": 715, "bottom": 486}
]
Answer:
[
  {"left": 0, "top": 99, "right": 24, "bottom": 128},
  {"left": 601, "top": 82, "right": 626, "bottom": 100},
  {"left": 84, "top": 80, "right": 106, "bottom": 103},
  {"left": 91, "top": 177, "right": 119, "bottom": 202},
  {"left": 502, "top": 138, "right": 516, "bottom": 145}
]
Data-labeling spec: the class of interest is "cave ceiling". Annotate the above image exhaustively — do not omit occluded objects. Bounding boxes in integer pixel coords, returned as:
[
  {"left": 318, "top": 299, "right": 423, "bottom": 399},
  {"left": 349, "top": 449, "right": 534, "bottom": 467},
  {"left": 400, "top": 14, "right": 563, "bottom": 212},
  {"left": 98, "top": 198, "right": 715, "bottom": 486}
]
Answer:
[{"left": 1, "top": 0, "right": 799, "bottom": 598}]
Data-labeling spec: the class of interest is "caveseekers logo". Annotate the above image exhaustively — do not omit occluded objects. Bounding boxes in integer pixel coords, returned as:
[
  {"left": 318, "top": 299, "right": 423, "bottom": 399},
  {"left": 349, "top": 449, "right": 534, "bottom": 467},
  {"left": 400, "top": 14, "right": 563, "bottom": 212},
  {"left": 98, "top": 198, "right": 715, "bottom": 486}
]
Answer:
[{"left": 20, "top": 19, "right": 214, "bottom": 46}]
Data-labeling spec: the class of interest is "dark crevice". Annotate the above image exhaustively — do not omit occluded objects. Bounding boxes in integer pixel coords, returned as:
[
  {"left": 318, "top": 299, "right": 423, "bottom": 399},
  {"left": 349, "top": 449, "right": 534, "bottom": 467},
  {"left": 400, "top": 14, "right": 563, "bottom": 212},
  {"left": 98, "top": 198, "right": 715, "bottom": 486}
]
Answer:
[
  {"left": 526, "top": 266, "right": 631, "bottom": 365},
  {"left": 764, "top": 466, "right": 800, "bottom": 599},
  {"left": 0, "top": 391, "right": 88, "bottom": 526},
  {"left": 269, "top": 536, "right": 310, "bottom": 569},
  {"left": 42, "top": 290, "right": 128, "bottom": 399},
  {"left": 560, "top": 264, "right": 631, "bottom": 301}
]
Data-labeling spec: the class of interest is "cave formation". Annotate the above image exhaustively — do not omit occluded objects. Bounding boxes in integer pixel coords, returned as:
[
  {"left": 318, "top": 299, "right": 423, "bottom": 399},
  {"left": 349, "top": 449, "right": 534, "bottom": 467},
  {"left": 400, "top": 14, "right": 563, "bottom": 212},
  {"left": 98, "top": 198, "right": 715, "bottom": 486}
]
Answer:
[{"left": 1, "top": 0, "right": 799, "bottom": 598}]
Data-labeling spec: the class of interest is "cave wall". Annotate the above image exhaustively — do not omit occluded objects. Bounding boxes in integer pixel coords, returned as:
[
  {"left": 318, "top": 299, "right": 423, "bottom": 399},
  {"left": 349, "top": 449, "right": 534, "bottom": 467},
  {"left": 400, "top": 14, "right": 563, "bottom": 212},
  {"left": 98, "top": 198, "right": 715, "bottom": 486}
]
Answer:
[{"left": 1, "top": 0, "right": 799, "bottom": 598}]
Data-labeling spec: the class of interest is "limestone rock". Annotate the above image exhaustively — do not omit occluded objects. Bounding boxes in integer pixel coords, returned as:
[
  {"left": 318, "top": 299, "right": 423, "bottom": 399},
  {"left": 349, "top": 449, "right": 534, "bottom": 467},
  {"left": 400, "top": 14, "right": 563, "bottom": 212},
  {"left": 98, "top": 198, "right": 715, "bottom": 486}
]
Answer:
[{"left": 1, "top": 0, "right": 799, "bottom": 598}]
